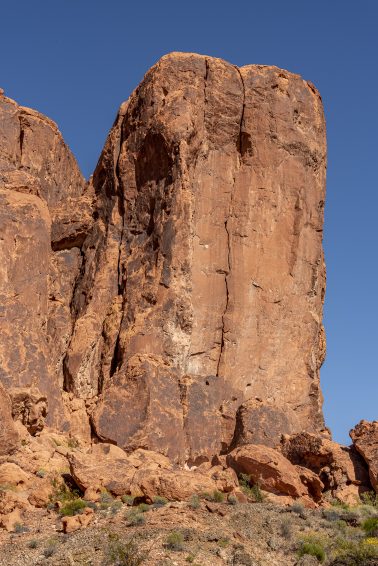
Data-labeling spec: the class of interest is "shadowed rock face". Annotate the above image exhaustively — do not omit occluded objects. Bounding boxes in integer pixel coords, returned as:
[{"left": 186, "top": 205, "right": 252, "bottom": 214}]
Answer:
[{"left": 0, "top": 53, "right": 327, "bottom": 463}]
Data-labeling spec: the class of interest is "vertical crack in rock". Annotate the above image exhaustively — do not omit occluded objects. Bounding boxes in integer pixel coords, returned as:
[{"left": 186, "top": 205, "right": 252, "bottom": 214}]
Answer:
[
  {"left": 18, "top": 116, "right": 25, "bottom": 159},
  {"left": 216, "top": 67, "right": 245, "bottom": 378}
]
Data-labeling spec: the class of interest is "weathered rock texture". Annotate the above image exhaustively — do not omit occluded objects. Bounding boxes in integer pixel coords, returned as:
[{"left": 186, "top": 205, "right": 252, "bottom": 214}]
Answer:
[
  {"left": 350, "top": 421, "right": 378, "bottom": 491},
  {"left": 0, "top": 52, "right": 327, "bottom": 465}
]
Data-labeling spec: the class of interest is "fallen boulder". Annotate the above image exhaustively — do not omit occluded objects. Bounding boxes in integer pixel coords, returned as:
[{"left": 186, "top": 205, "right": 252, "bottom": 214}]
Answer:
[
  {"left": 350, "top": 420, "right": 378, "bottom": 492},
  {"left": 226, "top": 444, "right": 309, "bottom": 499}
]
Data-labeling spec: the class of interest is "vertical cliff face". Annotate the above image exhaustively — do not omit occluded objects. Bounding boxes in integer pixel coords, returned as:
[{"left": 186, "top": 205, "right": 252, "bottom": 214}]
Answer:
[
  {"left": 0, "top": 93, "right": 91, "bottom": 431},
  {"left": 0, "top": 53, "right": 327, "bottom": 463}
]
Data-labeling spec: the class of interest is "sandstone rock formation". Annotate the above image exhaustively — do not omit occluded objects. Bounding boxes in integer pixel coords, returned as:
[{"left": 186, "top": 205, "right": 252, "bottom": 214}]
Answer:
[
  {"left": 281, "top": 432, "right": 371, "bottom": 503},
  {"left": 1, "top": 53, "right": 328, "bottom": 465},
  {"left": 350, "top": 420, "right": 378, "bottom": 491}
]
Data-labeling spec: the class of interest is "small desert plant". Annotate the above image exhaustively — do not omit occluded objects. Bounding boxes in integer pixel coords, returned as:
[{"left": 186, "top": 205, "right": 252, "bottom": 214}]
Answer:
[
  {"left": 361, "top": 491, "right": 378, "bottom": 508},
  {"left": 188, "top": 495, "right": 200, "bottom": 509},
  {"left": 291, "top": 502, "right": 306, "bottom": 518},
  {"left": 136, "top": 503, "right": 150, "bottom": 513},
  {"left": 110, "top": 500, "right": 123, "bottom": 515},
  {"left": 14, "top": 523, "right": 29, "bottom": 534},
  {"left": 43, "top": 546, "right": 55, "bottom": 558},
  {"left": 121, "top": 495, "right": 134, "bottom": 505},
  {"left": 211, "top": 490, "right": 224, "bottom": 503},
  {"left": 106, "top": 537, "right": 146, "bottom": 565},
  {"left": 60, "top": 497, "right": 87, "bottom": 516},
  {"left": 238, "top": 473, "right": 264, "bottom": 501},
  {"left": 330, "top": 538, "right": 378, "bottom": 565},
  {"left": 298, "top": 537, "right": 326, "bottom": 563},
  {"left": 228, "top": 494, "right": 238, "bottom": 506},
  {"left": 29, "top": 539, "right": 38, "bottom": 549},
  {"left": 126, "top": 510, "right": 145, "bottom": 526},
  {"left": 362, "top": 517, "right": 378, "bottom": 537},
  {"left": 67, "top": 437, "right": 80, "bottom": 449},
  {"left": 280, "top": 519, "right": 293, "bottom": 540},
  {"left": 152, "top": 496, "right": 168, "bottom": 508},
  {"left": 250, "top": 483, "right": 264, "bottom": 502},
  {"left": 165, "top": 531, "right": 184, "bottom": 551},
  {"left": 36, "top": 469, "right": 46, "bottom": 478}
]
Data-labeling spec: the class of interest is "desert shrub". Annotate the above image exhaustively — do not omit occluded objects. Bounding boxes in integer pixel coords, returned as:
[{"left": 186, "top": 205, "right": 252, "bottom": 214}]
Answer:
[
  {"left": 36, "top": 469, "right": 46, "bottom": 478},
  {"left": 211, "top": 490, "right": 224, "bottom": 503},
  {"left": 322, "top": 508, "right": 342, "bottom": 522},
  {"left": 361, "top": 491, "right": 378, "bottom": 508},
  {"left": 298, "top": 535, "right": 326, "bottom": 563},
  {"left": 330, "top": 499, "right": 349, "bottom": 510},
  {"left": 329, "top": 538, "right": 378, "bottom": 565},
  {"left": 50, "top": 477, "right": 81, "bottom": 506},
  {"left": 362, "top": 517, "right": 378, "bottom": 536},
  {"left": 280, "top": 519, "right": 293, "bottom": 539},
  {"left": 126, "top": 510, "right": 145, "bottom": 526},
  {"left": 106, "top": 537, "right": 146, "bottom": 565},
  {"left": 29, "top": 539, "right": 38, "bottom": 549},
  {"left": 110, "top": 500, "right": 123, "bottom": 515},
  {"left": 121, "top": 495, "right": 135, "bottom": 505},
  {"left": 152, "top": 496, "right": 168, "bottom": 508},
  {"left": 228, "top": 494, "right": 238, "bottom": 506},
  {"left": 188, "top": 495, "right": 200, "bottom": 509},
  {"left": 250, "top": 483, "right": 264, "bottom": 502},
  {"left": 43, "top": 546, "right": 55, "bottom": 558},
  {"left": 291, "top": 502, "right": 306, "bottom": 518},
  {"left": 238, "top": 473, "right": 264, "bottom": 501},
  {"left": 136, "top": 503, "right": 150, "bottom": 513},
  {"left": 67, "top": 437, "right": 80, "bottom": 449},
  {"left": 165, "top": 531, "right": 184, "bottom": 551},
  {"left": 60, "top": 498, "right": 86, "bottom": 516},
  {"left": 14, "top": 523, "right": 29, "bottom": 533}
]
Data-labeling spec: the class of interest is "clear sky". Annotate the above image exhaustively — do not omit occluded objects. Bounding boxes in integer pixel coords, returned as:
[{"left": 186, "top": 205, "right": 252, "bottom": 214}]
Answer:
[{"left": 1, "top": 1, "right": 377, "bottom": 445}]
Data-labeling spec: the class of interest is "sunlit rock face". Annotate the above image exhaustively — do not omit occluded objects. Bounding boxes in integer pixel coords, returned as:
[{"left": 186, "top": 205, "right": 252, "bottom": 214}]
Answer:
[{"left": 0, "top": 53, "right": 327, "bottom": 464}]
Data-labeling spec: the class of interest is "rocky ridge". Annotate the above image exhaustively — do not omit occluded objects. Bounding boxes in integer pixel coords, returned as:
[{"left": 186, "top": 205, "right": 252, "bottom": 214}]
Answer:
[{"left": 0, "top": 53, "right": 377, "bottom": 545}]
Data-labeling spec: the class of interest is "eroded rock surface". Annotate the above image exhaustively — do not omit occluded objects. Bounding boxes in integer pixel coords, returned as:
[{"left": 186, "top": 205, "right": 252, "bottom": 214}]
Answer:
[
  {"left": 1, "top": 53, "right": 327, "bottom": 467},
  {"left": 281, "top": 432, "right": 371, "bottom": 503},
  {"left": 350, "top": 420, "right": 378, "bottom": 491},
  {"left": 61, "top": 52, "right": 327, "bottom": 462}
]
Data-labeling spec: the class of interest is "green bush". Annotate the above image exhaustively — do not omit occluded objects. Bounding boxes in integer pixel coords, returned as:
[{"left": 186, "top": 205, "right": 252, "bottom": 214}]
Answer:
[
  {"left": 29, "top": 539, "right": 38, "bottom": 549},
  {"left": 362, "top": 517, "right": 378, "bottom": 536},
  {"left": 121, "top": 495, "right": 135, "bottom": 505},
  {"left": 298, "top": 540, "right": 326, "bottom": 563},
  {"left": 137, "top": 503, "right": 150, "bottom": 513},
  {"left": 330, "top": 538, "right": 378, "bottom": 565},
  {"left": 211, "top": 490, "right": 224, "bottom": 503},
  {"left": 238, "top": 473, "right": 264, "bottom": 501},
  {"left": 188, "top": 495, "right": 200, "bottom": 509},
  {"left": 60, "top": 498, "right": 87, "bottom": 517},
  {"left": 106, "top": 538, "right": 146, "bottom": 565},
  {"left": 165, "top": 531, "right": 184, "bottom": 551},
  {"left": 152, "top": 496, "right": 168, "bottom": 508},
  {"left": 228, "top": 494, "right": 238, "bottom": 506},
  {"left": 126, "top": 511, "right": 145, "bottom": 526},
  {"left": 361, "top": 491, "right": 378, "bottom": 508}
]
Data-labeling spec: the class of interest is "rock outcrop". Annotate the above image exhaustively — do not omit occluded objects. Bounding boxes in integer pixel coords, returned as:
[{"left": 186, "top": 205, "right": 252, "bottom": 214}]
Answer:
[
  {"left": 1, "top": 53, "right": 328, "bottom": 465},
  {"left": 0, "top": 52, "right": 337, "bottom": 522},
  {"left": 350, "top": 420, "right": 378, "bottom": 491},
  {"left": 281, "top": 432, "right": 371, "bottom": 502}
]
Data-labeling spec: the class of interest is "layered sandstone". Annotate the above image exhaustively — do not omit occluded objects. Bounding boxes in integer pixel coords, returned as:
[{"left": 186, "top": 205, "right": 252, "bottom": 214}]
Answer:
[{"left": 0, "top": 53, "right": 327, "bottom": 465}]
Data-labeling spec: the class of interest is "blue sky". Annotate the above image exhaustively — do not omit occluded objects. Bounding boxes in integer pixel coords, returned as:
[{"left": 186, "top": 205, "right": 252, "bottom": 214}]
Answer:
[{"left": 1, "top": 1, "right": 377, "bottom": 445}]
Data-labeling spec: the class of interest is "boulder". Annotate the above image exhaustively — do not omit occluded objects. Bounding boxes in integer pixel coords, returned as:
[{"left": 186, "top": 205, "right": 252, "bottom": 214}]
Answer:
[
  {"left": 281, "top": 432, "right": 371, "bottom": 502},
  {"left": 62, "top": 507, "right": 94, "bottom": 533},
  {"left": 230, "top": 398, "right": 300, "bottom": 449},
  {"left": 226, "top": 444, "right": 309, "bottom": 498},
  {"left": 350, "top": 420, "right": 378, "bottom": 491},
  {"left": 10, "top": 388, "right": 47, "bottom": 435}
]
